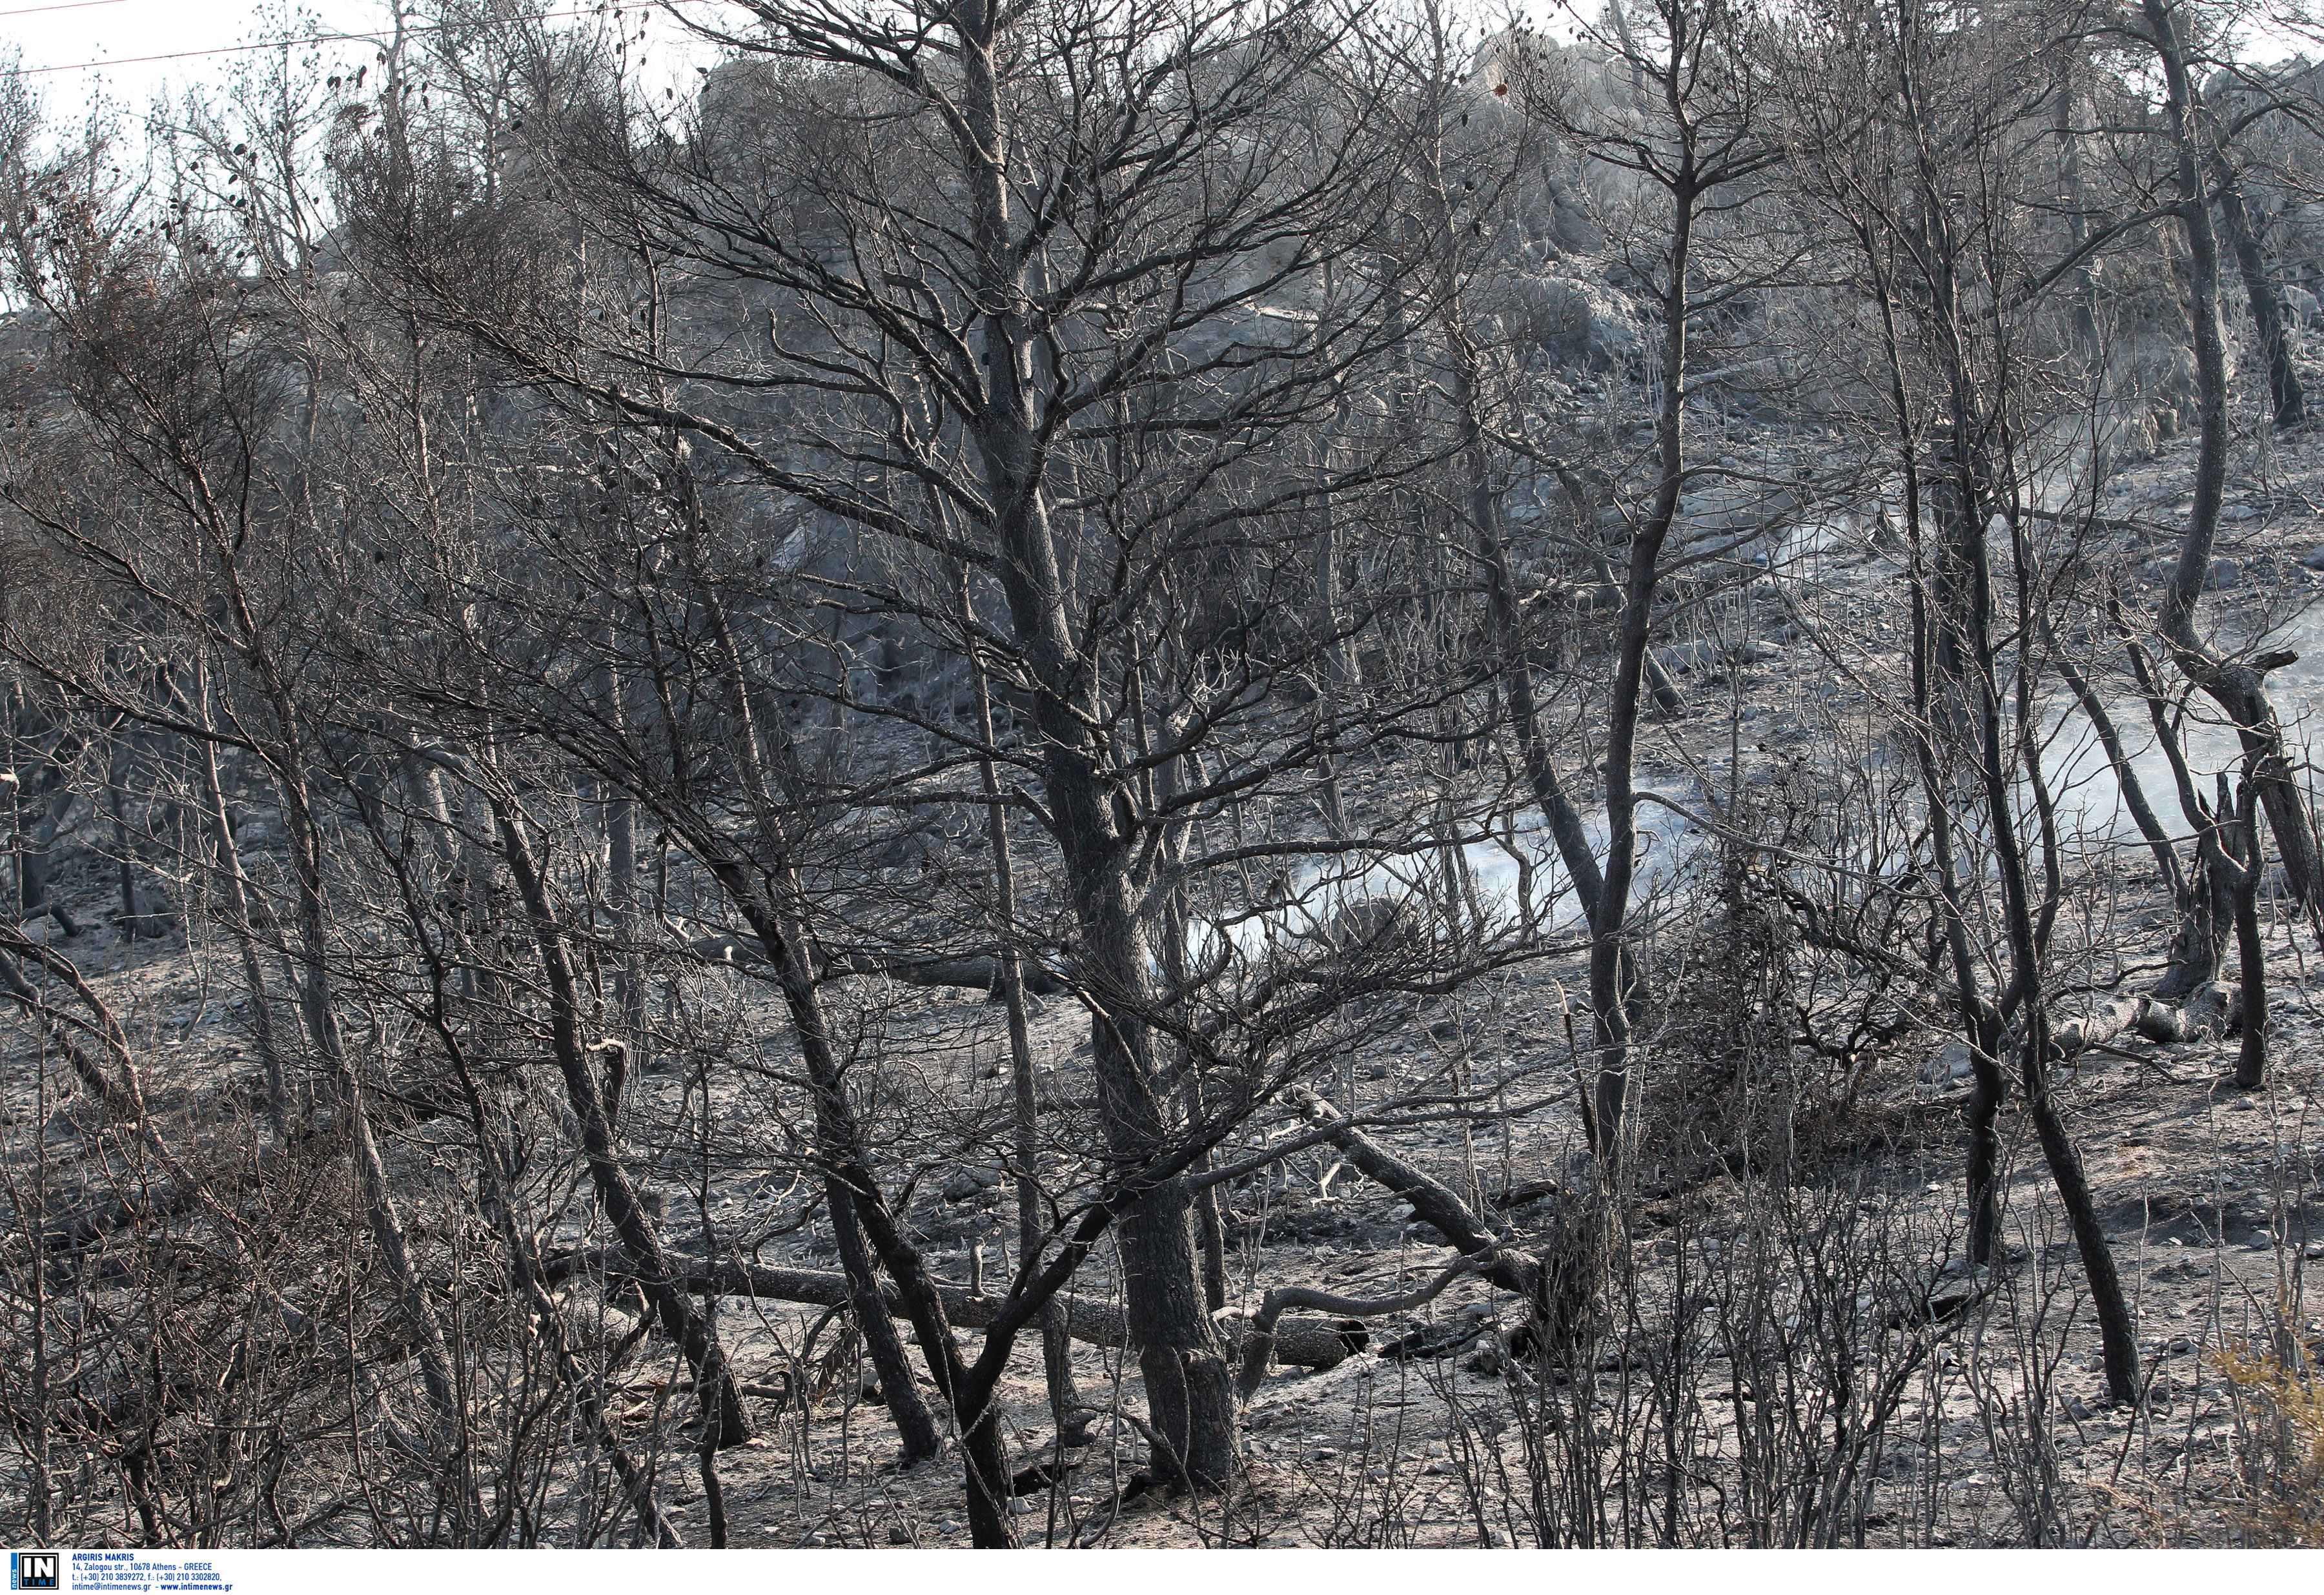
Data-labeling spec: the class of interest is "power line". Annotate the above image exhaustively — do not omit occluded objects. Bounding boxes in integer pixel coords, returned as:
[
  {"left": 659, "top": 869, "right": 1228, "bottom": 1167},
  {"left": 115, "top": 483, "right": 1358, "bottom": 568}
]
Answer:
[
  {"left": 0, "top": 1, "right": 132, "bottom": 19},
  {"left": 14, "top": 31, "right": 388, "bottom": 77},
  {"left": 5, "top": 1, "right": 712, "bottom": 78}
]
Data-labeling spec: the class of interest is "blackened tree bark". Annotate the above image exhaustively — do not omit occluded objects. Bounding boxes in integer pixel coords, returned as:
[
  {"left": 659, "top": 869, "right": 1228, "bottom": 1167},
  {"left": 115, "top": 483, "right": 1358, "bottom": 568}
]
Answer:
[
  {"left": 478, "top": 767, "right": 754, "bottom": 1451},
  {"left": 964, "top": 575, "right": 1086, "bottom": 1445},
  {"left": 355, "top": 0, "right": 1500, "bottom": 1503},
  {"left": 2142, "top": 0, "right": 2324, "bottom": 911},
  {"left": 1522, "top": 0, "right": 1787, "bottom": 1166},
  {"left": 2194, "top": 87, "right": 2307, "bottom": 431}
]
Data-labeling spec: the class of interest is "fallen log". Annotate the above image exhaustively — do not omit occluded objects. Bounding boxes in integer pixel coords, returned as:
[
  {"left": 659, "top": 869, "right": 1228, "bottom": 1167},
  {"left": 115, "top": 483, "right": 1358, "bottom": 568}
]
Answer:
[
  {"left": 1234, "top": 1250, "right": 1488, "bottom": 1399},
  {"left": 2051, "top": 984, "right": 2230, "bottom": 1054},
  {"left": 2132, "top": 984, "right": 2231, "bottom": 1045},
  {"left": 1283, "top": 1085, "right": 1543, "bottom": 1299},
  {"left": 542, "top": 1250, "right": 1362, "bottom": 1372},
  {"left": 828, "top": 953, "right": 1070, "bottom": 998},
  {"left": 2050, "top": 997, "right": 2145, "bottom": 1057},
  {"left": 687, "top": 935, "right": 1074, "bottom": 999}
]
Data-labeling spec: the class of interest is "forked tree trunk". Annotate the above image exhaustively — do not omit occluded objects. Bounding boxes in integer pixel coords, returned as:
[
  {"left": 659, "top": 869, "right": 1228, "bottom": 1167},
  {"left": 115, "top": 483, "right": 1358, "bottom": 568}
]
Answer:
[
  {"left": 959, "top": 0, "right": 1235, "bottom": 1488},
  {"left": 2146, "top": 0, "right": 2324, "bottom": 911}
]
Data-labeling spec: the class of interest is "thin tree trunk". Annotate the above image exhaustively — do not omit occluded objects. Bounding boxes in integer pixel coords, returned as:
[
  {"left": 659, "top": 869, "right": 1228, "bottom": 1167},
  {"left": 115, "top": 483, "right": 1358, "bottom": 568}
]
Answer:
[
  {"left": 103, "top": 729, "right": 147, "bottom": 937},
  {"left": 483, "top": 778, "right": 753, "bottom": 1450},
  {"left": 2123, "top": 630, "right": 2236, "bottom": 1005},
  {"left": 185, "top": 654, "right": 289, "bottom": 1129},
  {"left": 732, "top": 880, "right": 1020, "bottom": 1545},
  {"left": 966, "top": 601, "right": 1086, "bottom": 1444},
  {"left": 2046, "top": 618, "right": 2182, "bottom": 898},
  {"left": 664, "top": 482, "right": 938, "bottom": 1462},
  {"left": 1589, "top": 183, "right": 1695, "bottom": 1168},
  {"left": 18, "top": 775, "right": 83, "bottom": 937},
  {"left": 640, "top": 479, "right": 1011, "bottom": 1527},
  {"left": 1936, "top": 330, "right": 2142, "bottom": 1401},
  {"left": 442, "top": 1016, "right": 680, "bottom": 1545},
  {"left": 2207, "top": 135, "right": 2305, "bottom": 429},
  {"left": 2229, "top": 776, "right": 2268, "bottom": 1089},
  {"left": 830, "top": 1186, "right": 944, "bottom": 1463},
  {"left": 285, "top": 766, "right": 471, "bottom": 1475},
  {"left": 1313, "top": 383, "right": 1355, "bottom": 841},
  {"left": 2054, "top": 66, "right": 2103, "bottom": 359}
]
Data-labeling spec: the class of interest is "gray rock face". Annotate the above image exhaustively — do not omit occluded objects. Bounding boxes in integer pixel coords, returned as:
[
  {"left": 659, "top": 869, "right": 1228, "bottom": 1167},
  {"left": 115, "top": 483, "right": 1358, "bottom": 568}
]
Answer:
[{"left": 1510, "top": 271, "right": 1642, "bottom": 372}]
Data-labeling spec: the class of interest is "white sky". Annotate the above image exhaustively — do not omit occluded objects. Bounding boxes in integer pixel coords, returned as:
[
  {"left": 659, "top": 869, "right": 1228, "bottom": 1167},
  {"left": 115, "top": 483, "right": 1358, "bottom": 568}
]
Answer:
[
  {"left": 8, "top": 1, "right": 2307, "bottom": 131},
  {"left": 1, "top": 0, "right": 719, "bottom": 123}
]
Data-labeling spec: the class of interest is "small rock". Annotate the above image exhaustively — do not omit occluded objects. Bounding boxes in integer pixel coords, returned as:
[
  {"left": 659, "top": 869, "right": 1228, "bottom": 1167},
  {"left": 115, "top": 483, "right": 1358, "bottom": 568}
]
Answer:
[
  {"left": 1919, "top": 1041, "right": 1975, "bottom": 1083},
  {"left": 940, "top": 1167, "right": 1002, "bottom": 1203}
]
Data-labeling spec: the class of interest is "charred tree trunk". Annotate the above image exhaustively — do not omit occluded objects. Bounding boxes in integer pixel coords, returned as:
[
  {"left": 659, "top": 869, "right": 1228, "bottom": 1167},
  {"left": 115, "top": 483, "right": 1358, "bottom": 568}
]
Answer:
[
  {"left": 960, "top": 0, "right": 1234, "bottom": 1489},
  {"left": 483, "top": 779, "right": 753, "bottom": 1452},
  {"left": 2123, "top": 630, "right": 2236, "bottom": 1009},
  {"left": 2145, "top": 0, "right": 2324, "bottom": 911},
  {"left": 669, "top": 478, "right": 943, "bottom": 1465},
  {"left": 16, "top": 770, "right": 82, "bottom": 938},
  {"left": 2200, "top": 105, "right": 2307, "bottom": 431},
  {"left": 2216, "top": 179, "right": 2305, "bottom": 430},
  {"left": 282, "top": 751, "right": 471, "bottom": 1477},
  {"left": 2227, "top": 773, "right": 2270, "bottom": 1089},
  {"left": 1588, "top": 182, "right": 1695, "bottom": 1168},
  {"left": 828, "top": 1186, "right": 944, "bottom": 1463},
  {"left": 184, "top": 655, "right": 289, "bottom": 1130},
  {"left": 967, "top": 605, "right": 1085, "bottom": 1447}
]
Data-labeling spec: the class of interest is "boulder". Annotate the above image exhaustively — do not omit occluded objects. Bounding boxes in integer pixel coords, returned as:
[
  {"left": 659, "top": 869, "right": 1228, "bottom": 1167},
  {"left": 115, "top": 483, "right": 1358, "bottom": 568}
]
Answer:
[{"left": 1512, "top": 271, "right": 1642, "bottom": 372}]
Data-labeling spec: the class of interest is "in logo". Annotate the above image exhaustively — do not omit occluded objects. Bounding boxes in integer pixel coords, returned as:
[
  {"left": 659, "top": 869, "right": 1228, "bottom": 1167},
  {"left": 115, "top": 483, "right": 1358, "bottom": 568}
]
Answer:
[{"left": 10, "top": 1554, "right": 57, "bottom": 1592}]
